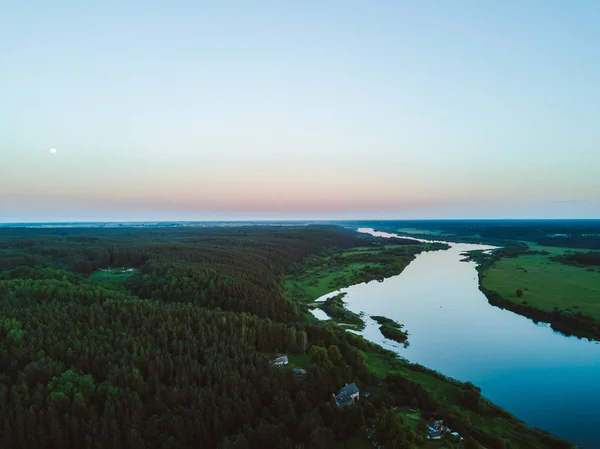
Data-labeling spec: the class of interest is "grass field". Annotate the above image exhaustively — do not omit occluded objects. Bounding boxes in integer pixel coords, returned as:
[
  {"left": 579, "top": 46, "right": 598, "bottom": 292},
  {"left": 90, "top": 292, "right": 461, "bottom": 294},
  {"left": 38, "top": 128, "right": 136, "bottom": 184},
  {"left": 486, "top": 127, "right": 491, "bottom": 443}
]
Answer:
[
  {"left": 394, "top": 406, "right": 422, "bottom": 430},
  {"left": 482, "top": 248, "right": 600, "bottom": 321},
  {"left": 286, "top": 260, "right": 384, "bottom": 300},
  {"left": 285, "top": 247, "right": 385, "bottom": 300}
]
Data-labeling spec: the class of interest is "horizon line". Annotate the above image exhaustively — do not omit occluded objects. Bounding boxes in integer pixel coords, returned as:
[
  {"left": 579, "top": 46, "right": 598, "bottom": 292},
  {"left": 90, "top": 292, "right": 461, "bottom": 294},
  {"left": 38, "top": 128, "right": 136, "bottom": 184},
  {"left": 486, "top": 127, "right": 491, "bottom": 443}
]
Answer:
[{"left": 2, "top": 217, "right": 600, "bottom": 226}]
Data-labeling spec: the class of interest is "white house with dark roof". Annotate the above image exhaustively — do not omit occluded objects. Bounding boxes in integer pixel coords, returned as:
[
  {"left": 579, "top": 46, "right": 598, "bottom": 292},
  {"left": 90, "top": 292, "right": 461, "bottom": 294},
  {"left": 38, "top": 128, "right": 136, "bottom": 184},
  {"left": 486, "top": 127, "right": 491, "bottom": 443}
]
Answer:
[
  {"left": 333, "top": 383, "right": 360, "bottom": 407},
  {"left": 271, "top": 355, "right": 288, "bottom": 367}
]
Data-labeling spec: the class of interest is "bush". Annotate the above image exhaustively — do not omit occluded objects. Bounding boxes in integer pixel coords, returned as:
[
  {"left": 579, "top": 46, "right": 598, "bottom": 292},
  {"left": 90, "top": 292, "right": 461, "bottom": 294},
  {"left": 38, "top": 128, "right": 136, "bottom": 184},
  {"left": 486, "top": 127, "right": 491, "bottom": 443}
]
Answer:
[{"left": 465, "top": 437, "right": 479, "bottom": 449}]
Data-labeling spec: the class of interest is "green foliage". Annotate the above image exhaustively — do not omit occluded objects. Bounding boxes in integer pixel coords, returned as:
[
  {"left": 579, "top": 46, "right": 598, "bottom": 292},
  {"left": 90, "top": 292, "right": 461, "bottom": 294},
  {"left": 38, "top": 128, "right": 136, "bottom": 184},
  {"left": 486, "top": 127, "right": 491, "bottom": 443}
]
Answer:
[
  {"left": 375, "top": 408, "right": 417, "bottom": 449},
  {"left": 48, "top": 369, "right": 96, "bottom": 401},
  {"left": 0, "top": 224, "right": 577, "bottom": 449},
  {"left": 551, "top": 251, "right": 600, "bottom": 267},
  {"left": 0, "top": 226, "right": 380, "bottom": 449},
  {"left": 310, "top": 345, "right": 329, "bottom": 364},
  {"left": 371, "top": 316, "right": 409, "bottom": 346},
  {"left": 319, "top": 293, "right": 365, "bottom": 328},
  {"left": 2, "top": 317, "right": 25, "bottom": 342},
  {"left": 465, "top": 437, "right": 480, "bottom": 449}
]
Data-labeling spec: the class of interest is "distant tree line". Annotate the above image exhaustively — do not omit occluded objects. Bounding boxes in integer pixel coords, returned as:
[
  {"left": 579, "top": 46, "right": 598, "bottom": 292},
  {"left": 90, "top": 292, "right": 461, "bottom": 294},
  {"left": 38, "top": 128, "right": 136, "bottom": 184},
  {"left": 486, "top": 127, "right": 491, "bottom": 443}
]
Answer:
[{"left": 551, "top": 252, "right": 600, "bottom": 267}]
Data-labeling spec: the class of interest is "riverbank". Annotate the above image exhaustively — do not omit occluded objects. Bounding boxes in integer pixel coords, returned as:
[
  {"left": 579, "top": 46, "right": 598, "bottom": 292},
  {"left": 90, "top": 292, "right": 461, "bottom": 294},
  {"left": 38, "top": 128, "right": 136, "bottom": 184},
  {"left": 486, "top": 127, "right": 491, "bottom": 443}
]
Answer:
[
  {"left": 471, "top": 246, "right": 600, "bottom": 341},
  {"left": 341, "top": 220, "right": 600, "bottom": 251},
  {"left": 287, "top": 236, "right": 577, "bottom": 449},
  {"left": 286, "top": 241, "right": 448, "bottom": 303},
  {"left": 316, "top": 292, "right": 365, "bottom": 330},
  {"left": 374, "top": 222, "right": 600, "bottom": 341},
  {"left": 362, "top": 347, "right": 574, "bottom": 449},
  {"left": 292, "top": 291, "right": 575, "bottom": 449}
]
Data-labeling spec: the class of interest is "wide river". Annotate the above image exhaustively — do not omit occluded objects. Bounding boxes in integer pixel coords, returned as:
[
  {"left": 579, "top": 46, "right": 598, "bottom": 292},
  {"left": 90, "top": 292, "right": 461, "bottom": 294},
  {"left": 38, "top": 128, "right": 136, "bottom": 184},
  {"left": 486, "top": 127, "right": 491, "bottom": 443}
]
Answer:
[{"left": 313, "top": 228, "right": 600, "bottom": 449}]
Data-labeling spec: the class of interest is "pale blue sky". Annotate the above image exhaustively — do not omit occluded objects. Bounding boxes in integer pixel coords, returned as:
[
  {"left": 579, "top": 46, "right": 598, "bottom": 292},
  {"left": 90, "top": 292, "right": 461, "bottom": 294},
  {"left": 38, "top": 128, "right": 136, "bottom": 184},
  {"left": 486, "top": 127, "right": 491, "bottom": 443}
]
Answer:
[{"left": 1, "top": 1, "right": 599, "bottom": 221}]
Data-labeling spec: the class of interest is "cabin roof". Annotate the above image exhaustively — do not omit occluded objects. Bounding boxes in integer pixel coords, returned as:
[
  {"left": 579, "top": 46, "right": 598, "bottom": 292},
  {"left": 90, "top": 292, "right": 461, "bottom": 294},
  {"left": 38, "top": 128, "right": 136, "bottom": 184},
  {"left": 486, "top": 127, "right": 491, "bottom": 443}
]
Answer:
[{"left": 339, "top": 383, "right": 359, "bottom": 396}]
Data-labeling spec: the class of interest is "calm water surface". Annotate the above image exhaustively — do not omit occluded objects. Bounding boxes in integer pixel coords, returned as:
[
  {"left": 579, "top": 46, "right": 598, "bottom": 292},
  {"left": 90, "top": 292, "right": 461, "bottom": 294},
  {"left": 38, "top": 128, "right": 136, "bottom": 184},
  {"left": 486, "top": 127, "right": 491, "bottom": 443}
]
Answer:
[
  {"left": 315, "top": 228, "right": 600, "bottom": 449},
  {"left": 309, "top": 308, "right": 331, "bottom": 321}
]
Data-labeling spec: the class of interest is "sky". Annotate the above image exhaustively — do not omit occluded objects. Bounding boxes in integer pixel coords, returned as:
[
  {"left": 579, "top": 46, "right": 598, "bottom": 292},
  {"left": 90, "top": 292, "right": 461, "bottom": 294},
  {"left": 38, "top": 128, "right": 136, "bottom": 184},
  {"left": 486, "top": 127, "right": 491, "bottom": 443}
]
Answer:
[{"left": 1, "top": 0, "right": 599, "bottom": 222}]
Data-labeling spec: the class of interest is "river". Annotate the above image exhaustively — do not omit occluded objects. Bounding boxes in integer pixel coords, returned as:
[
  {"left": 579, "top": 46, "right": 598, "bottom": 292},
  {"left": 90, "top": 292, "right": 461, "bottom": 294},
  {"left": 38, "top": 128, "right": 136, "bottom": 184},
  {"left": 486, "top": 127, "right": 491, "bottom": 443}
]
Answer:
[{"left": 312, "top": 228, "right": 600, "bottom": 449}]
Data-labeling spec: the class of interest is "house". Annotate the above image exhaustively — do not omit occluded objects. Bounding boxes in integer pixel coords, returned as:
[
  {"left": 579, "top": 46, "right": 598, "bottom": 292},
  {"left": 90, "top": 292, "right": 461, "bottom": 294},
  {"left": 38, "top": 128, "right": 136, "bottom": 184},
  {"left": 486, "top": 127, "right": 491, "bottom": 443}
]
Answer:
[
  {"left": 428, "top": 430, "right": 444, "bottom": 440},
  {"left": 271, "top": 355, "right": 288, "bottom": 367},
  {"left": 333, "top": 383, "right": 360, "bottom": 407},
  {"left": 427, "top": 418, "right": 443, "bottom": 431},
  {"left": 427, "top": 418, "right": 447, "bottom": 439}
]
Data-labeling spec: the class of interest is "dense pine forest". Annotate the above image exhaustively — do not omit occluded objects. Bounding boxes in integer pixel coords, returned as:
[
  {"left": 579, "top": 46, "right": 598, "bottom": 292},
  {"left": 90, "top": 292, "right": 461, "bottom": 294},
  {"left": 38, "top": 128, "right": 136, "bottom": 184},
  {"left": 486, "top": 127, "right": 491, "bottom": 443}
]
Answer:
[
  {"left": 0, "top": 226, "right": 379, "bottom": 449},
  {"left": 0, "top": 225, "right": 574, "bottom": 449}
]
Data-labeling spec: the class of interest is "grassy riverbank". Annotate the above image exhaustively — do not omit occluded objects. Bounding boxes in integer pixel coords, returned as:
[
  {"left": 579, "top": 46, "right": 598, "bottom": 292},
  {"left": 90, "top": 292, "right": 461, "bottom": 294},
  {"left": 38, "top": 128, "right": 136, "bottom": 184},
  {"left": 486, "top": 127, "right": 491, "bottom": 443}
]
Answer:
[
  {"left": 318, "top": 292, "right": 365, "bottom": 329},
  {"left": 286, "top": 242, "right": 447, "bottom": 303},
  {"left": 287, "top": 238, "right": 575, "bottom": 449},
  {"left": 362, "top": 347, "right": 573, "bottom": 449},
  {"left": 474, "top": 245, "right": 600, "bottom": 341},
  {"left": 287, "top": 241, "right": 446, "bottom": 331},
  {"left": 318, "top": 329, "right": 575, "bottom": 449},
  {"left": 483, "top": 248, "right": 600, "bottom": 320},
  {"left": 353, "top": 221, "right": 600, "bottom": 342}
]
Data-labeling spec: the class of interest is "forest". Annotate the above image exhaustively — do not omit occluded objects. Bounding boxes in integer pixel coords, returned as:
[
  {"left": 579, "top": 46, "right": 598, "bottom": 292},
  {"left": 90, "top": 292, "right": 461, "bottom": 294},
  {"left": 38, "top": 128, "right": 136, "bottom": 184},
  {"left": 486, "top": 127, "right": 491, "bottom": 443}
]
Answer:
[
  {"left": 0, "top": 225, "right": 574, "bottom": 449},
  {"left": 551, "top": 251, "right": 600, "bottom": 267},
  {"left": 346, "top": 219, "right": 600, "bottom": 249}
]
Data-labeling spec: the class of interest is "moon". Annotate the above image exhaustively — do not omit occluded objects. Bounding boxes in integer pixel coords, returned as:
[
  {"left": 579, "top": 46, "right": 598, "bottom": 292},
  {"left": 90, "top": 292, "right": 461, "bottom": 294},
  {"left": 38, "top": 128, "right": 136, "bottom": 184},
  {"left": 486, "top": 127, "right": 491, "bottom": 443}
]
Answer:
[{"left": 50, "top": 148, "right": 56, "bottom": 154}]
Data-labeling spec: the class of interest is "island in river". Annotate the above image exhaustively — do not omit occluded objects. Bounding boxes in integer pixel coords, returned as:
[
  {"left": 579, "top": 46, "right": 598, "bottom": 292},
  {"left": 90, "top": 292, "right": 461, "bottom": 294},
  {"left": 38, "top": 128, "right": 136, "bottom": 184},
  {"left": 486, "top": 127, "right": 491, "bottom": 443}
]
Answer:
[{"left": 371, "top": 315, "right": 409, "bottom": 346}]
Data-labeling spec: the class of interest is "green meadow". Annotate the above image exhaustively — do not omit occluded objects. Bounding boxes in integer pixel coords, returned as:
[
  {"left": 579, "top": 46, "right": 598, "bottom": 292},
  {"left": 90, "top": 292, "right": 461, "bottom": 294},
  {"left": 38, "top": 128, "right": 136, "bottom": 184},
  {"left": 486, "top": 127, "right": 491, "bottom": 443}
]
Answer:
[
  {"left": 482, "top": 247, "right": 600, "bottom": 321},
  {"left": 284, "top": 256, "right": 384, "bottom": 300}
]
